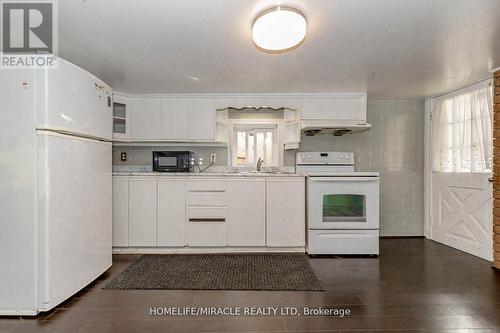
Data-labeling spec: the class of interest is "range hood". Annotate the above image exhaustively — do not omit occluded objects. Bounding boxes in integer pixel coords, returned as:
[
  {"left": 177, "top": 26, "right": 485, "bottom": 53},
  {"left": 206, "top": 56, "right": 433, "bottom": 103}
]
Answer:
[{"left": 301, "top": 120, "right": 371, "bottom": 136}]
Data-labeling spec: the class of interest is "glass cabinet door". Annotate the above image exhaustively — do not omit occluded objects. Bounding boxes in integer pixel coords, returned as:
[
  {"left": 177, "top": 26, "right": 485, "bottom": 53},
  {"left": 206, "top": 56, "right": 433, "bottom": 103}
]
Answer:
[
  {"left": 113, "top": 102, "right": 126, "bottom": 134},
  {"left": 322, "top": 194, "right": 366, "bottom": 222}
]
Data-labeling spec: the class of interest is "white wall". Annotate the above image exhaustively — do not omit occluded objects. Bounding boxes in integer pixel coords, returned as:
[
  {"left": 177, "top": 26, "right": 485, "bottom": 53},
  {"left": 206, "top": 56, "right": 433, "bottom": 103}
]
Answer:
[
  {"left": 112, "top": 146, "right": 228, "bottom": 167},
  {"left": 113, "top": 99, "right": 425, "bottom": 236},
  {"left": 286, "top": 99, "right": 425, "bottom": 236}
]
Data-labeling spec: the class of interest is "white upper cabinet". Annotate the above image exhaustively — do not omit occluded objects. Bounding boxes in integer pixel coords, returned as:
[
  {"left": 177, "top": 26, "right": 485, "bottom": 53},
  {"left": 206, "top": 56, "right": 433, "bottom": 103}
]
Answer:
[
  {"left": 112, "top": 95, "right": 130, "bottom": 140},
  {"left": 130, "top": 98, "right": 162, "bottom": 140},
  {"left": 118, "top": 94, "right": 368, "bottom": 142},
  {"left": 188, "top": 99, "right": 215, "bottom": 141},
  {"left": 301, "top": 94, "right": 367, "bottom": 123},
  {"left": 162, "top": 99, "right": 189, "bottom": 140},
  {"left": 129, "top": 98, "right": 215, "bottom": 141},
  {"left": 283, "top": 108, "right": 301, "bottom": 150}
]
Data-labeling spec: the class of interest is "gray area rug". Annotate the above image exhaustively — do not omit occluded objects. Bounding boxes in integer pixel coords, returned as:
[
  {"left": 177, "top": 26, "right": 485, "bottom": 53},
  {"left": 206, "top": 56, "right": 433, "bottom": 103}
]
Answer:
[{"left": 104, "top": 254, "right": 323, "bottom": 291}]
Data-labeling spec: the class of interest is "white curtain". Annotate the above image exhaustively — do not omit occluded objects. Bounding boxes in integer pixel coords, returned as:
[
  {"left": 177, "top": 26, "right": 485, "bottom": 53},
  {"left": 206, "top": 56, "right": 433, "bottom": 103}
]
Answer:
[{"left": 432, "top": 83, "right": 493, "bottom": 173}]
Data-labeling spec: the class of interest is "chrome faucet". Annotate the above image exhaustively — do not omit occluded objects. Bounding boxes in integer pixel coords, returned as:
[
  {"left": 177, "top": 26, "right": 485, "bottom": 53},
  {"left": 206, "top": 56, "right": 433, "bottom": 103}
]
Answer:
[{"left": 257, "top": 158, "right": 264, "bottom": 172}]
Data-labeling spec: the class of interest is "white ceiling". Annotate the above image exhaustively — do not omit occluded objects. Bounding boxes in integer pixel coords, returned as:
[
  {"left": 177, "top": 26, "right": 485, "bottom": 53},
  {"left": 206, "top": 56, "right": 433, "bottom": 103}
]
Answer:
[{"left": 59, "top": 0, "right": 500, "bottom": 98}]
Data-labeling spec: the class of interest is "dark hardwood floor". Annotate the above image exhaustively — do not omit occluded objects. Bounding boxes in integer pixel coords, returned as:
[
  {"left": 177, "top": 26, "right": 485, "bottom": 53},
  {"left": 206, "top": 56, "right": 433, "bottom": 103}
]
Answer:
[{"left": 2, "top": 238, "right": 500, "bottom": 332}]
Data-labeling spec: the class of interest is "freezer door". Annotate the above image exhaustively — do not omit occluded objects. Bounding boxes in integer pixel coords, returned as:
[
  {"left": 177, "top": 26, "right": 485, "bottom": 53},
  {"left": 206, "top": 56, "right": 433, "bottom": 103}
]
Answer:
[
  {"left": 36, "top": 59, "right": 112, "bottom": 140},
  {"left": 37, "top": 131, "right": 112, "bottom": 311}
]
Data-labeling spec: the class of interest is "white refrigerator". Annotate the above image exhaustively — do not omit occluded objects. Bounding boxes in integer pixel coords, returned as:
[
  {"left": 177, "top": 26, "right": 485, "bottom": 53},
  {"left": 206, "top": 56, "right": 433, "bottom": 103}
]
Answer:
[{"left": 0, "top": 59, "right": 113, "bottom": 315}]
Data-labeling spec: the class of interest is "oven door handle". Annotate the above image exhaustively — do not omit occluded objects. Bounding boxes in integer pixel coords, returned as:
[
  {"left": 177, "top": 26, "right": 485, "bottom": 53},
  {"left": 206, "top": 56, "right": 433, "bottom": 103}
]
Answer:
[{"left": 309, "top": 177, "right": 379, "bottom": 182}]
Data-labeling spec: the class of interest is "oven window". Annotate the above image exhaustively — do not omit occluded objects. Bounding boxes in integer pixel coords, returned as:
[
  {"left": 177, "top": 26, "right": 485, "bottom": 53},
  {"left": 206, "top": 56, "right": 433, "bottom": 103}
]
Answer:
[
  {"left": 158, "top": 156, "right": 178, "bottom": 167},
  {"left": 323, "top": 194, "right": 366, "bottom": 222}
]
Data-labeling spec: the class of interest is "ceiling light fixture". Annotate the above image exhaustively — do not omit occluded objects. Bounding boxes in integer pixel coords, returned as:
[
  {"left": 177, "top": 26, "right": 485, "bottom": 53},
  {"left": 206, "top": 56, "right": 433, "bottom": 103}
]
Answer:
[{"left": 252, "top": 6, "right": 306, "bottom": 53}]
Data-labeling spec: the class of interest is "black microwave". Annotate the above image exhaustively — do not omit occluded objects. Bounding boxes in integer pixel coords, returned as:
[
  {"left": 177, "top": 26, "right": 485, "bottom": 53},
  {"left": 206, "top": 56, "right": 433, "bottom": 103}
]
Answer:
[{"left": 153, "top": 151, "right": 194, "bottom": 172}]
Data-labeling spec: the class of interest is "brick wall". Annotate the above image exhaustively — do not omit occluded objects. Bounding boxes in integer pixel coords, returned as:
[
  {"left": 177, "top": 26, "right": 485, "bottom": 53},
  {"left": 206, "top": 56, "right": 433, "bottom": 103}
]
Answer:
[{"left": 494, "top": 70, "right": 500, "bottom": 268}]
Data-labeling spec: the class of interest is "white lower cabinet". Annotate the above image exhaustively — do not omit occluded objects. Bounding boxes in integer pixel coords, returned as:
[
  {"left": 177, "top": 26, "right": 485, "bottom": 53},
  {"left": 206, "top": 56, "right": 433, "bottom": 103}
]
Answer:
[
  {"left": 112, "top": 178, "right": 129, "bottom": 246},
  {"left": 266, "top": 178, "right": 306, "bottom": 247},
  {"left": 157, "top": 178, "right": 186, "bottom": 246},
  {"left": 187, "top": 178, "right": 227, "bottom": 246},
  {"left": 129, "top": 178, "right": 157, "bottom": 246},
  {"left": 112, "top": 176, "right": 306, "bottom": 250},
  {"left": 227, "top": 178, "right": 266, "bottom": 246},
  {"left": 187, "top": 221, "right": 227, "bottom": 247}
]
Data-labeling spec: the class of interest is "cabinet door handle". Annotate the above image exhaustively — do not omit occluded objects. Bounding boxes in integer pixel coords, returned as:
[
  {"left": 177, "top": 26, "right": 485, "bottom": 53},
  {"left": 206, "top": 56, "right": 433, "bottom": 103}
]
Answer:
[
  {"left": 489, "top": 177, "right": 494, "bottom": 183},
  {"left": 189, "top": 218, "right": 226, "bottom": 223}
]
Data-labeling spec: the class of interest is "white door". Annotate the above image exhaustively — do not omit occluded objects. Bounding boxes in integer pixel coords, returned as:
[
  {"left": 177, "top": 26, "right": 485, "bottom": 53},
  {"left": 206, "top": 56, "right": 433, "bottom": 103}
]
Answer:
[
  {"left": 307, "top": 177, "right": 380, "bottom": 230},
  {"left": 129, "top": 178, "right": 157, "bottom": 246},
  {"left": 112, "top": 95, "right": 131, "bottom": 140},
  {"left": 429, "top": 81, "right": 493, "bottom": 261},
  {"left": 162, "top": 99, "right": 189, "bottom": 140},
  {"left": 266, "top": 178, "right": 305, "bottom": 247},
  {"left": 112, "top": 178, "right": 129, "bottom": 247},
  {"left": 157, "top": 178, "right": 186, "bottom": 246},
  {"left": 431, "top": 173, "right": 492, "bottom": 260},
  {"left": 227, "top": 178, "right": 266, "bottom": 246},
  {"left": 188, "top": 99, "right": 215, "bottom": 141},
  {"left": 130, "top": 98, "right": 162, "bottom": 140}
]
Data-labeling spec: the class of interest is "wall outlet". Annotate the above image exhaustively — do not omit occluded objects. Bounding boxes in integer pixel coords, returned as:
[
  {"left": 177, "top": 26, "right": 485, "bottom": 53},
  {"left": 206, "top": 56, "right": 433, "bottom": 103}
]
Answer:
[
  {"left": 211, "top": 154, "right": 216, "bottom": 163},
  {"left": 121, "top": 152, "right": 127, "bottom": 161}
]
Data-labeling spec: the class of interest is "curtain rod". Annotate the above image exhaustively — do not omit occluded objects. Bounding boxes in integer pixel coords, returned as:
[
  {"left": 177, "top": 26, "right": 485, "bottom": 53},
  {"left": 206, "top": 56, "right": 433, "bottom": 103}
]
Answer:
[{"left": 430, "top": 75, "right": 492, "bottom": 100}]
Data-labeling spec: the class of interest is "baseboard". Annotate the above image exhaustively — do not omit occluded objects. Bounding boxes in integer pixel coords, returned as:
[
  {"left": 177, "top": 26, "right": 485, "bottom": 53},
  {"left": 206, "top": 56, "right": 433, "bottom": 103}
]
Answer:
[
  {"left": 0, "top": 309, "right": 38, "bottom": 316},
  {"left": 113, "top": 247, "right": 306, "bottom": 254},
  {"left": 380, "top": 236, "right": 425, "bottom": 239}
]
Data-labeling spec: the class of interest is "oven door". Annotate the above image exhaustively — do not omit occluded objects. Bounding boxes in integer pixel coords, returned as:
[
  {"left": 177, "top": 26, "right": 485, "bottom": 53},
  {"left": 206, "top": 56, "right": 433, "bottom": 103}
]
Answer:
[{"left": 307, "top": 176, "right": 379, "bottom": 230}]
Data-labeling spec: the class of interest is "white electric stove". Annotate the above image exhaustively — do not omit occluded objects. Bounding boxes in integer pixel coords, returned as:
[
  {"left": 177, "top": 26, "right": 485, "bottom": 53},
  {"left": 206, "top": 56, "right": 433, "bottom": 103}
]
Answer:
[{"left": 296, "top": 152, "right": 380, "bottom": 255}]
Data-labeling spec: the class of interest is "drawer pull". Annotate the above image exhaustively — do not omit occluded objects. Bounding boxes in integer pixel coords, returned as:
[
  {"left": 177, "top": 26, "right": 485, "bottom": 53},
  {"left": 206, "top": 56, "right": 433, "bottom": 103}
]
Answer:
[
  {"left": 189, "top": 190, "right": 226, "bottom": 193},
  {"left": 189, "top": 218, "right": 226, "bottom": 223}
]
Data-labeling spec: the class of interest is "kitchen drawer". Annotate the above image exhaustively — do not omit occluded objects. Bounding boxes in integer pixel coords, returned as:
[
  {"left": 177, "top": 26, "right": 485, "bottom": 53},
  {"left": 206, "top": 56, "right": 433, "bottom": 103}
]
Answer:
[
  {"left": 187, "top": 192, "right": 226, "bottom": 207},
  {"left": 188, "top": 207, "right": 227, "bottom": 219},
  {"left": 307, "top": 229, "right": 379, "bottom": 255},
  {"left": 188, "top": 221, "right": 227, "bottom": 247},
  {"left": 187, "top": 179, "right": 226, "bottom": 192}
]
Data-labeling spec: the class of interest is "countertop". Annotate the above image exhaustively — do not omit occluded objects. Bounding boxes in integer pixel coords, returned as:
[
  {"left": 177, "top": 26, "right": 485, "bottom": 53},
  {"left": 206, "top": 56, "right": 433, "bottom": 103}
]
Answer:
[{"left": 113, "top": 172, "right": 304, "bottom": 177}]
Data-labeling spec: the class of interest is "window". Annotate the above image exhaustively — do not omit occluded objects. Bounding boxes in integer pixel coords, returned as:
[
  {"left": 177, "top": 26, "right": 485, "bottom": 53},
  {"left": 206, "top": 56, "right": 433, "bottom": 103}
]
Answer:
[
  {"left": 231, "top": 124, "right": 278, "bottom": 167},
  {"left": 432, "top": 83, "right": 493, "bottom": 173}
]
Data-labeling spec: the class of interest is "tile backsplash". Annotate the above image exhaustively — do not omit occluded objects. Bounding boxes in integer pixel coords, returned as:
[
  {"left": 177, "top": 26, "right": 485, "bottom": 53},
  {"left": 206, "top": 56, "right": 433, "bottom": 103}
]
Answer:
[
  {"left": 112, "top": 99, "right": 425, "bottom": 237},
  {"left": 112, "top": 146, "right": 229, "bottom": 168},
  {"left": 286, "top": 99, "right": 425, "bottom": 236}
]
